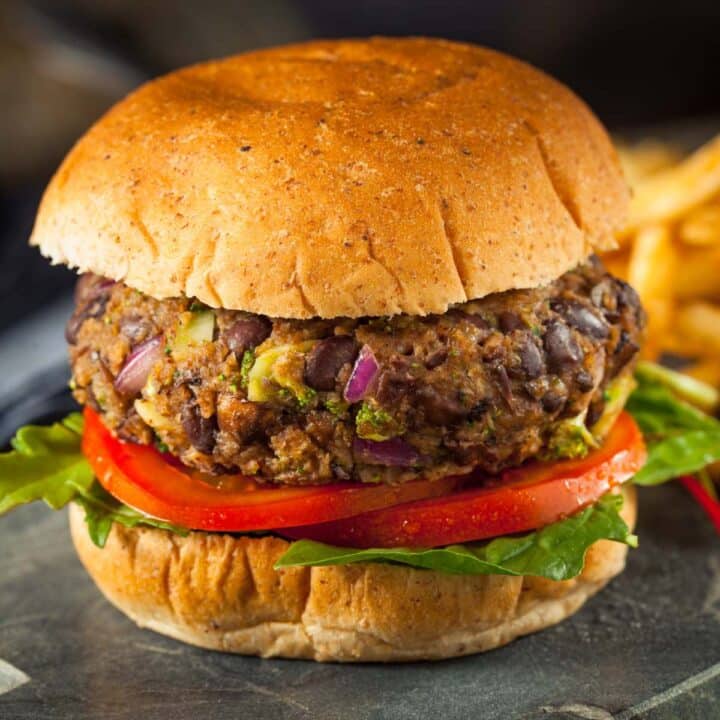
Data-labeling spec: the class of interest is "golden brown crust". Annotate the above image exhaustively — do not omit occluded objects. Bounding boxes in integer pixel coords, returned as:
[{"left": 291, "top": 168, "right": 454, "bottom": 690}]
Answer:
[
  {"left": 33, "top": 37, "right": 628, "bottom": 318},
  {"left": 69, "top": 485, "right": 636, "bottom": 662}
]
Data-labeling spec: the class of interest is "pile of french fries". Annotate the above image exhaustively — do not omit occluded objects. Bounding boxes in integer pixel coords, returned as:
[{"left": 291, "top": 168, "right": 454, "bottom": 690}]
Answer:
[{"left": 605, "top": 135, "right": 720, "bottom": 390}]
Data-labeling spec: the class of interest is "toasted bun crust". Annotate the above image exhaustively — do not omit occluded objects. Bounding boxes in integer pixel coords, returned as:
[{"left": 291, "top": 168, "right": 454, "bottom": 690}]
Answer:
[
  {"left": 32, "top": 37, "right": 627, "bottom": 318},
  {"left": 69, "top": 485, "right": 636, "bottom": 662}
]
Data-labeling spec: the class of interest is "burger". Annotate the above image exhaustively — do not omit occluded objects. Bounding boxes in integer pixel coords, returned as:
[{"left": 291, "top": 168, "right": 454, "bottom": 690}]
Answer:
[{"left": 4, "top": 38, "right": 651, "bottom": 662}]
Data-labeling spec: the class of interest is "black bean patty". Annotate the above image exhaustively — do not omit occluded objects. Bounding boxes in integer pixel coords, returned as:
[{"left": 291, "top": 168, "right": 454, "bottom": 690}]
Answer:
[{"left": 68, "top": 257, "right": 644, "bottom": 485}]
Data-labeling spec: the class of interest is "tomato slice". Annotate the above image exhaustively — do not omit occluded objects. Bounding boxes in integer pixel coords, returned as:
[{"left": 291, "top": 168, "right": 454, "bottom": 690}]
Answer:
[
  {"left": 282, "top": 412, "right": 646, "bottom": 548},
  {"left": 82, "top": 408, "right": 461, "bottom": 531}
]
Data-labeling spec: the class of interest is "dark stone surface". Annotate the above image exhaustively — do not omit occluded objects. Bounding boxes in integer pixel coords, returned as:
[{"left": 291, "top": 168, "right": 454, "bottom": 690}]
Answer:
[{"left": 0, "top": 483, "right": 718, "bottom": 719}]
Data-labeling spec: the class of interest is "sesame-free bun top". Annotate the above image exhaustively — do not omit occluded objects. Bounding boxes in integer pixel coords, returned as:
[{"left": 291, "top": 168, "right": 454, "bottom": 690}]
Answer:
[{"left": 31, "top": 37, "right": 628, "bottom": 319}]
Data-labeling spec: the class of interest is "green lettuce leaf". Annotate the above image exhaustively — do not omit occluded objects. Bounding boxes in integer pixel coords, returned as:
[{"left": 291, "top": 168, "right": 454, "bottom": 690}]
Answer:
[
  {"left": 74, "top": 482, "right": 187, "bottom": 547},
  {"left": 627, "top": 365, "right": 720, "bottom": 486},
  {"left": 0, "top": 414, "right": 186, "bottom": 547},
  {"left": 275, "top": 493, "right": 636, "bottom": 581},
  {"left": 0, "top": 413, "right": 94, "bottom": 513}
]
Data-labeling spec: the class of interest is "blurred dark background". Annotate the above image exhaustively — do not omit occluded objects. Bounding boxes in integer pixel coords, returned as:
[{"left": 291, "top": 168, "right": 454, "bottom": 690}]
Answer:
[{"left": 2, "top": 0, "right": 720, "bottom": 335}]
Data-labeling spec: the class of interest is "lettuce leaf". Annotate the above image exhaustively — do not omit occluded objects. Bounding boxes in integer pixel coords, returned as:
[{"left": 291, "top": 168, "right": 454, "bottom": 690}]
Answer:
[
  {"left": 275, "top": 493, "right": 636, "bottom": 581},
  {"left": 0, "top": 414, "right": 186, "bottom": 547},
  {"left": 627, "top": 365, "right": 720, "bottom": 486},
  {"left": 74, "top": 482, "right": 186, "bottom": 547},
  {"left": 0, "top": 413, "right": 94, "bottom": 513}
]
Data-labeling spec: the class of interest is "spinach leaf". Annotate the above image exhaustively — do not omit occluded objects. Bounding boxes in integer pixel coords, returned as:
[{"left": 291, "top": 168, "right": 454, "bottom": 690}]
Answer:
[{"left": 276, "top": 493, "right": 635, "bottom": 581}]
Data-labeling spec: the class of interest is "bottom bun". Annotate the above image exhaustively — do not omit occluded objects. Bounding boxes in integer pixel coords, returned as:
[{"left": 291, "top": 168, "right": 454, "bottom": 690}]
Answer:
[{"left": 69, "top": 485, "right": 636, "bottom": 662}]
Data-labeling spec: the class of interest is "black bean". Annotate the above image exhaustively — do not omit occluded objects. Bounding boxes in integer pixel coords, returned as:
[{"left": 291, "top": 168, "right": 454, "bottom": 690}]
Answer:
[
  {"left": 467, "top": 400, "right": 490, "bottom": 422},
  {"left": 65, "top": 315, "right": 83, "bottom": 345},
  {"left": 613, "top": 330, "right": 640, "bottom": 372},
  {"left": 225, "top": 317, "right": 272, "bottom": 357},
  {"left": 375, "top": 358, "right": 414, "bottom": 405},
  {"left": 119, "top": 315, "right": 153, "bottom": 343},
  {"left": 495, "top": 365, "right": 513, "bottom": 408},
  {"left": 586, "top": 398, "right": 605, "bottom": 427},
  {"left": 181, "top": 402, "right": 216, "bottom": 454},
  {"left": 375, "top": 375, "right": 413, "bottom": 405},
  {"left": 464, "top": 313, "right": 489, "bottom": 330},
  {"left": 425, "top": 347, "right": 448, "bottom": 369},
  {"left": 332, "top": 463, "right": 351, "bottom": 481},
  {"left": 74, "top": 274, "right": 115, "bottom": 305},
  {"left": 74, "top": 273, "right": 97, "bottom": 304},
  {"left": 542, "top": 391, "right": 565, "bottom": 413},
  {"left": 576, "top": 369, "right": 595, "bottom": 392},
  {"left": 452, "top": 311, "right": 491, "bottom": 339},
  {"left": 518, "top": 338, "right": 543, "bottom": 379},
  {"left": 616, "top": 279, "right": 641, "bottom": 310},
  {"left": 551, "top": 299, "right": 609, "bottom": 339},
  {"left": 498, "top": 311, "right": 524, "bottom": 332},
  {"left": 304, "top": 336, "right": 358, "bottom": 391},
  {"left": 544, "top": 321, "right": 583, "bottom": 371},
  {"left": 65, "top": 294, "right": 111, "bottom": 344},
  {"left": 418, "top": 386, "right": 468, "bottom": 425},
  {"left": 590, "top": 280, "right": 611, "bottom": 309}
]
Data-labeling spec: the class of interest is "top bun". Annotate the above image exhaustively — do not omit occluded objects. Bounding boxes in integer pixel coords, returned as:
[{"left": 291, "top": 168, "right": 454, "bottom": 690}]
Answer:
[{"left": 31, "top": 37, "right": 628, "bottom": 319}]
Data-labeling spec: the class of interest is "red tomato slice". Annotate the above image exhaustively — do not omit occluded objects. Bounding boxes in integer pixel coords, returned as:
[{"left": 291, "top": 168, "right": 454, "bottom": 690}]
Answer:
[
  {"left": 282, "top": 412, "right": 646, "bottom": 548},
  {"left": 82, "top": 408, "right": 461, "bottom": 531}
]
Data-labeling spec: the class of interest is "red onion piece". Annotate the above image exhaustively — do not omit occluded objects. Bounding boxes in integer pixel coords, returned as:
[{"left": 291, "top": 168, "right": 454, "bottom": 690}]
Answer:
[
  {"left": 353, "top": 437, "right": 420, "bottom": 467},
  {"left": 343, "top": 344, "right": 379, "bottom": 402},
  {"left": 114, "top": 334, "right": 164, "bottom": 396}
]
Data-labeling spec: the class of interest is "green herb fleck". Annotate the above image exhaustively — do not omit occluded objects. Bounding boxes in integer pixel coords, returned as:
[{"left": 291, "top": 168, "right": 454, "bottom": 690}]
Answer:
[
  {"left": 356, "top": 401, "right": 400, "bottom": 440},
  {"left": 240, "top": 350, "right": 255, "bottom": 389},
  {"left": 294, "top": 387, "right": 317, "bottom": 410},
  {"left": 324, "top": 397, "right": 349, "bottom": 417}
]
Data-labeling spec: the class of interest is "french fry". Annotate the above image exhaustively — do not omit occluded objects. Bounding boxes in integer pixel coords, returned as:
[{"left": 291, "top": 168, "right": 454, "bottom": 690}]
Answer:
[
  {"left": 606, "top": 134, "right": 720, "bottom": 389},
  {"left": 626, "top": 224, "right": 677, "bottom": 359},
  {"left": 627, "top": 224, "right": 675, "bottom": 298},
  {"left": 624, "top": 135, "right": 720, "bottom": 234},
  {"left": 673, "top": 246, "right": 720, "bottom": 301},
  {"left": 616, "top": 140, "right": 682, "bottom": 187},
  {"left": 679, "top": 203, "right": 720, "bottom": 246},
  {"left": 675, "top": 302, "right": 720, "bottom": 356}
]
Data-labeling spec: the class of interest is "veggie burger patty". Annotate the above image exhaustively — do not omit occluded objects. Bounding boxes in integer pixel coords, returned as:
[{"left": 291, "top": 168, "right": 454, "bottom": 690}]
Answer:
[{"left": 68, "top": 257, "right": 644, "bottom": 485}]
